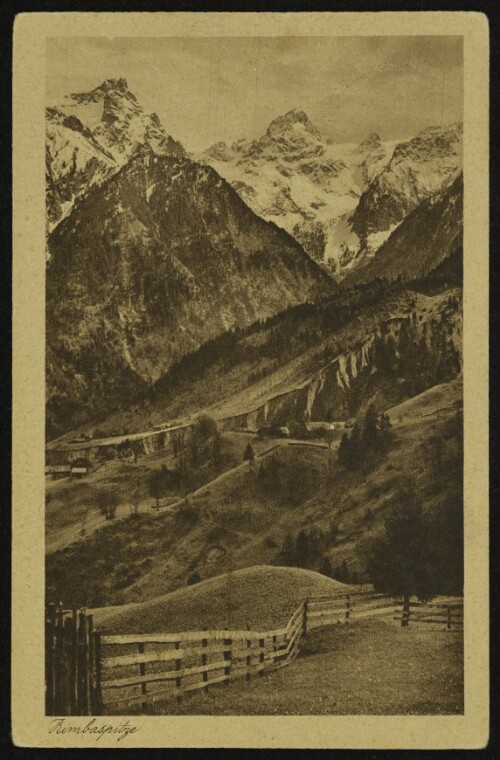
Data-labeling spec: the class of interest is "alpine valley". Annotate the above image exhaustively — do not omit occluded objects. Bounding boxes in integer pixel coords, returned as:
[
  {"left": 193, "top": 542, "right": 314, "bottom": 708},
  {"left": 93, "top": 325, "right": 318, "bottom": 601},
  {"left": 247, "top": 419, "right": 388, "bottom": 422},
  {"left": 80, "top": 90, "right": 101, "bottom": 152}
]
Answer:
[{"left": 46, "top": 77, "right": 464, "bottom": 634}]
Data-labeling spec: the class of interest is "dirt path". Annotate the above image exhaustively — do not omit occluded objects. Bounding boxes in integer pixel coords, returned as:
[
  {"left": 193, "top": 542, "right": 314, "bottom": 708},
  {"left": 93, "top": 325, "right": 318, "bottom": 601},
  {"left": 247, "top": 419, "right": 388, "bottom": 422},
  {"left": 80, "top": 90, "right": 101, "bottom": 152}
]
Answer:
[{"left": 46, "top": 439, "right": 329, "bottom": 554}]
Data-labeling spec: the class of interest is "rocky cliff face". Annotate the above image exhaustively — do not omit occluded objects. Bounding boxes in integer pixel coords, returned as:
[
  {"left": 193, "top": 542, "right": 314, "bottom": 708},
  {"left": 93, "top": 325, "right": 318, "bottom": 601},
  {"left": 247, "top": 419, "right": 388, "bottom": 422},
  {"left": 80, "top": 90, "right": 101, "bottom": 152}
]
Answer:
[
  {"left": 46, "top": 149, "right": 334, "bottom": 437},
  {"left": 221, "top": 293, "right": 462, "bottom": 431},
  {"left": 349, "top": 173, "right": 463, "bottom": 285},
  {"left": 46, "top": 78, "right": 185, "bottom": 229},
  {"left": 350, "top": 123, "right": 462, "bottom": 241}
]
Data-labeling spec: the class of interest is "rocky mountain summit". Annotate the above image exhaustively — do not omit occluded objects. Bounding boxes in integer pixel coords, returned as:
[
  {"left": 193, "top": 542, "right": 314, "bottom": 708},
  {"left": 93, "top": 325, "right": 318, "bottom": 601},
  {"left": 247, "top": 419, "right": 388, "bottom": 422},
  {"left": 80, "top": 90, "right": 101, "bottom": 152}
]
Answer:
[
  {"left": 46, "top": 78, "right": 185, "bottom": 228},
  {"left": 350, "top": 123, "right": 463, "bottom": 241},
  {"left": 46, "top": 148, "right": 333, "bottom": 436},
  {"left": 198, "top": 109, "right": 387, "bottom": 268},
  {"left": 199, "top": 115, "right": 462, "bottom": 281}
]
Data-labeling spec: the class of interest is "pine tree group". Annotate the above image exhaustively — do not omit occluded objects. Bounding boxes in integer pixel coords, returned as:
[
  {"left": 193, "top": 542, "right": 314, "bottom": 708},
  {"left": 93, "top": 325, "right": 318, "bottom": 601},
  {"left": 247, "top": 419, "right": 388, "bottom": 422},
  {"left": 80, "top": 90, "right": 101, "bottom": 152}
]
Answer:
[{"left": 338, "top": 403, "right": 392, "bottom": 470}]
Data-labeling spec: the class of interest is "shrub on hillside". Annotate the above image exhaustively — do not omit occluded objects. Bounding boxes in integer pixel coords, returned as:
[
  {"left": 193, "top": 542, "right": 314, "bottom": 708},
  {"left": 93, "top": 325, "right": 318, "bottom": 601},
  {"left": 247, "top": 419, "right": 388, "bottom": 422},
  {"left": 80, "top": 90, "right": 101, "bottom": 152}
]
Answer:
[
  {"left": 187, "top": 571, "right": 201, "bottom": 586},
  {"left": 333, "top": 559, "right": 351, "bottom": 583},
  {"left": 95, "top": 488, "right": 119, "bottom": 520}
]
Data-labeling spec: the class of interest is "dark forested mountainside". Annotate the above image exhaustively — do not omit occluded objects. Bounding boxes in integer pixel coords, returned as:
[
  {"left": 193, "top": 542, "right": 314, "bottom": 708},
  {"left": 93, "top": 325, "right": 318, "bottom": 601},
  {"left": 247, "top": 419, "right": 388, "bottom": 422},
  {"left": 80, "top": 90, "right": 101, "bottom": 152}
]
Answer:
[
  {"left": 46, "top": 150, "right": 333, "bottom": 438},
  {"left": 348, "top": 173, "right": 463, "bottom": 285}
]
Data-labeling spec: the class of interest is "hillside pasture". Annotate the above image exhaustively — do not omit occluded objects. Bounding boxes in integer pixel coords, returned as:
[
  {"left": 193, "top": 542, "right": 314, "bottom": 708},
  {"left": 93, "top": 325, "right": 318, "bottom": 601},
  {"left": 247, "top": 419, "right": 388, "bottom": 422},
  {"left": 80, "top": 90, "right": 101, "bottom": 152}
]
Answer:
[
  {"left": 46, "top": 381, "right": 463, "bottom": 608},
  {"left": 151, "top": 620, "right": 463, "bottom": 715},
  {"left": 45, "top": 431, "right": 280, "bottom": 554}
]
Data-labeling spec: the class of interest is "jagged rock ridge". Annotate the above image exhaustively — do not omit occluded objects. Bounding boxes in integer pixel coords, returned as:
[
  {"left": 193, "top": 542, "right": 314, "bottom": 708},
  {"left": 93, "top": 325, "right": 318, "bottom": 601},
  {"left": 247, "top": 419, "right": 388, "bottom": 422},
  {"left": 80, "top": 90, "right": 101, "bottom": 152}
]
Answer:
[
  {"left": 350, "top": 123, "right": 462, "bottom": 240},
  {"left": 46, "top": 78, "right": 185, "bottom": 229}
]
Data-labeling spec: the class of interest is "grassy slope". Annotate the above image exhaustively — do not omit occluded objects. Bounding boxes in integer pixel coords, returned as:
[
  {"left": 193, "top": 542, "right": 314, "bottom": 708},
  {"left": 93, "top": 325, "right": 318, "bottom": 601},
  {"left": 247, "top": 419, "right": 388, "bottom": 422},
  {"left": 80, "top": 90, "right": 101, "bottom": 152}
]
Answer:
[
  {"left": 46, "top": 378, "right": 462, "bottom": 609},
  {"left": 46, "top": 431, "right": 274, "bottom": 553},
  {"left": 149, "top": 621, "right": 463, "bottom": 716},
  {"left": 92, "top": 565, "right": 351, "bottom": 634}
]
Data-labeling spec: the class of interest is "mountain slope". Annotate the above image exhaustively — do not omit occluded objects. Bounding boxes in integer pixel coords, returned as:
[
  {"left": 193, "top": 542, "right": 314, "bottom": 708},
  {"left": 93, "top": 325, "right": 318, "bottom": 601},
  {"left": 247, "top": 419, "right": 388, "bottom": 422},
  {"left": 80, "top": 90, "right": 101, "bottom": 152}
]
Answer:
[
  {"left": 65, "top": 278, "right": 461, "bottom": 447},
  {"left": 46, "top": 149, "right": 334, "bottom": 437},
  {"left": 46, "top": 78, "right": 186, "bottom": 228},
  {"left": 350, "top": 124, "right": 462, "bottom": 241},
  {"left": 348, "top": 173, "right": 463, "bottom": 284},
  {"left": 46, "top": 379, "right": 463, "bottom": 609}
]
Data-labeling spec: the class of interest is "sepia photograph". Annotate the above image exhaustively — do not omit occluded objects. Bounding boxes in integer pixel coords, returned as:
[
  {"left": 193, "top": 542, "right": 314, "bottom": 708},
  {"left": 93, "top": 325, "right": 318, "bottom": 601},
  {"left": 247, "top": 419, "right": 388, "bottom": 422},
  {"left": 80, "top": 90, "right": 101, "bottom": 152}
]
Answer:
[
  {"left": 12, "top": 10, "right": 489, "bottom": 749},
  {"left": 43, "top": 32, "right": 466, "bottom": 717}
]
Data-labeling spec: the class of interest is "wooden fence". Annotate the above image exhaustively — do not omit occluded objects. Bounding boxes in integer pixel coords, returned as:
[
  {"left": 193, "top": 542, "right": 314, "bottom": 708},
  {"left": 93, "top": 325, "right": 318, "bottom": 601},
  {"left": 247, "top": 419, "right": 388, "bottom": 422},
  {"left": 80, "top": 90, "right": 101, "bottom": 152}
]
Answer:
[
  {"left": 45, "top": 602, "right": 101, "bottom": 715},
  {"left": 304, "top": 590, "right": 463, "bottom": 631},
  {"left": 98, "top": 600, "right": 305, "bottom": 712},
  {"left": 46, "top": 591, "right": 463, "bottom": 715}
]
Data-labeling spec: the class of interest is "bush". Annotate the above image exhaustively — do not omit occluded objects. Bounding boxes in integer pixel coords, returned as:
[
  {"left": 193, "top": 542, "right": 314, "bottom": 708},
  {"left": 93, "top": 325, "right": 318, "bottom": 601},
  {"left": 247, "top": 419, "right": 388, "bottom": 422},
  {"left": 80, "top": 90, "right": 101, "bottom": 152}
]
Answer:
[
  {"left": 95, "top": 488, "right": 119, "bottom": 519},
  {"left": 187, "top": 571, "right": 201, "bottom": 586},
  {"left": 264, "top": 535, "right": 278, "bottom": 548},
  {"left": 339, "top": 405, "right": 392, "bottom": 470}
]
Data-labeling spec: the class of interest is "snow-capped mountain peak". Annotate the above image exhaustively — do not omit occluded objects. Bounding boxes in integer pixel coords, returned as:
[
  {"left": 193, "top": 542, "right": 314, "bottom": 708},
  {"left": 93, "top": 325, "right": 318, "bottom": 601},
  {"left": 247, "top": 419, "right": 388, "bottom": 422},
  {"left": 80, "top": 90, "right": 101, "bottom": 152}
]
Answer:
[
  {"left": 46, "top": 79, "right": 186, "bottom": 228},
  {"left": 265, "top": 108, "right": 322, "bottom": 140},
  {"left": 198, "top": 115, "right": 462, "bottom": 280},
  {"left": 358, "top": 132, "right": 383, "bottom": 151},
  {"left": 198, "top": 113, "right": 394, "bottom": 269}
]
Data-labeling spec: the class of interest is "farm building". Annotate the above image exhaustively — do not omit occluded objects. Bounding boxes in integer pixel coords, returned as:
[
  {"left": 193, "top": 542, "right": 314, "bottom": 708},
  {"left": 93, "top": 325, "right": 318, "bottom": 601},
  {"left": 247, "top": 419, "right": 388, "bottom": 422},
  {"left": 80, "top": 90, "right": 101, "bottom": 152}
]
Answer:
[{"left": 45, "top": 425, "right": 189, "bottom": 468}]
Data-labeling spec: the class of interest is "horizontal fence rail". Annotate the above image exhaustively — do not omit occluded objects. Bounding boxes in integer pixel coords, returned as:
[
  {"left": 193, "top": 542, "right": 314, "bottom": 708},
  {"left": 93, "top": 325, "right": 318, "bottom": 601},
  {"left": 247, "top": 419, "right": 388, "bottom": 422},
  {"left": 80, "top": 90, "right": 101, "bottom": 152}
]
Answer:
[
  {"left": 46, "top": 591, "right": 463, "bottom": 715},
  {"left": 98, "top": 602, "right": 305, "bottom": 712}
]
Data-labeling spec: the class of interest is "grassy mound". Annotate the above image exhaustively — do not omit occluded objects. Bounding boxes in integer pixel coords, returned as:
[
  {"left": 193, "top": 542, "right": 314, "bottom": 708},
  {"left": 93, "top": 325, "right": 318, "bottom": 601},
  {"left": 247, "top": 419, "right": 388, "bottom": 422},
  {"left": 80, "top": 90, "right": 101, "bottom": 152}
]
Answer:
[{"left": 92, "top": 565, "right": 351, "bottom": 634}]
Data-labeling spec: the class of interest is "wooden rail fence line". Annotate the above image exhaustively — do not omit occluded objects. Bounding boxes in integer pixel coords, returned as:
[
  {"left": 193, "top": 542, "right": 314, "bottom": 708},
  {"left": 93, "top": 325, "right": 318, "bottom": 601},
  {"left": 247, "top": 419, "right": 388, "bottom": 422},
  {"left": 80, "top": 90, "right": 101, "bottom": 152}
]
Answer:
[{"left": 46, "top": 591, "right": 463, "bottom": 715}]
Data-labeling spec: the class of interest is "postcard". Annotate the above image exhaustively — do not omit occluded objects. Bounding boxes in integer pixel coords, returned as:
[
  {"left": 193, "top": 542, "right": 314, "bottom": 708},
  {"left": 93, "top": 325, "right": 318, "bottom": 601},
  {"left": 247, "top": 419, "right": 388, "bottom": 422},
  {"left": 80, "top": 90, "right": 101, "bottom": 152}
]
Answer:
[{"left": 12, "top": 11, "right": 489, "bottom": 748}]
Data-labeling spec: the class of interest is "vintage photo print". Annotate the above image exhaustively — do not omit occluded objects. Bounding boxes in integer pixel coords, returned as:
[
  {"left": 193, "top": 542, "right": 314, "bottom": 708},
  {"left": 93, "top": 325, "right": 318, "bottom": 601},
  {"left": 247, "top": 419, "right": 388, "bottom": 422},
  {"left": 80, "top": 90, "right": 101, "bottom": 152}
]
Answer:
[{"left": 12, "top": 11, "right": 489, "bottom": 749}]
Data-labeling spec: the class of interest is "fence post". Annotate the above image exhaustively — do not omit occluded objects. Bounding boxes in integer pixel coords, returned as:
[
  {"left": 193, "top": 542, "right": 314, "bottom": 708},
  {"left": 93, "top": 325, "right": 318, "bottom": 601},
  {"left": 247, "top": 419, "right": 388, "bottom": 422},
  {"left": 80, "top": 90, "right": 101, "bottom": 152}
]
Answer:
[
  {"left": 138, "top": 643, "right": 147, "bottom": 712},
  {"left": 201, "top": 628, "right": 209, "bottom": 691},
  {"left": 77, "top": 610, "right": 89, "bottom": 714},
  {"left": 93, "top": 632, "right": 103, "bottom": 715},
  {"left": 54, "top": 603, "right": 64, "bottom": 714},
  {"left": 87, "top": 615, "right": 95, "bottom": 714},
  {"left": 246, "top": 625, "right": 252, "bottom": 682},
  {"left": 45, "top": 603, "right": 56, "bottom": 715},
  {"left": 63, "top": 616, "right": 73, "bottom": 715},
  {"left": 223, "top": 637, "right": 232, "bottom": 684},
  {"left": 69, "top": 609, "right": 78, "bottom": 715},
  {"left": 345, "top": 594, "right": 351, "bottom": 624},
  {"left": 303, "top": 598, "right": 308, "bottom": 637},
  {"left": 258, "top": 638, "right": 265, "bottom": 675},
  {"left": 447, "top": 605, "right": 452, "bottom": 630},
  {"left": 401, "top": 595, "right": 410, "bottom": 627},
  {"left": 175, "top": 641, "right": 182, "bottom": 703}
]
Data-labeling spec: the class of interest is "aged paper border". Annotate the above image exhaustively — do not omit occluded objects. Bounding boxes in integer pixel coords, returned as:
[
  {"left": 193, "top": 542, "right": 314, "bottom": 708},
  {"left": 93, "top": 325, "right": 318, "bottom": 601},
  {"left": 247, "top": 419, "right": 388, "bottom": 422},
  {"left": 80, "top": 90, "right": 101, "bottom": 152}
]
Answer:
[{"left": 12, "top": 11, "right": 489, "bottom": 749}]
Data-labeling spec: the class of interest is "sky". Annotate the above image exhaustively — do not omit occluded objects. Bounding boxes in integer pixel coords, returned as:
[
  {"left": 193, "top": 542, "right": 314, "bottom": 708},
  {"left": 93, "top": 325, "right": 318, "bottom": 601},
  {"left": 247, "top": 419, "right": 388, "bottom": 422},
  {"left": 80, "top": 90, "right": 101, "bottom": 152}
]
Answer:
[{"left": 46, "top": 36, "right": 463, "bottom": 152}]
